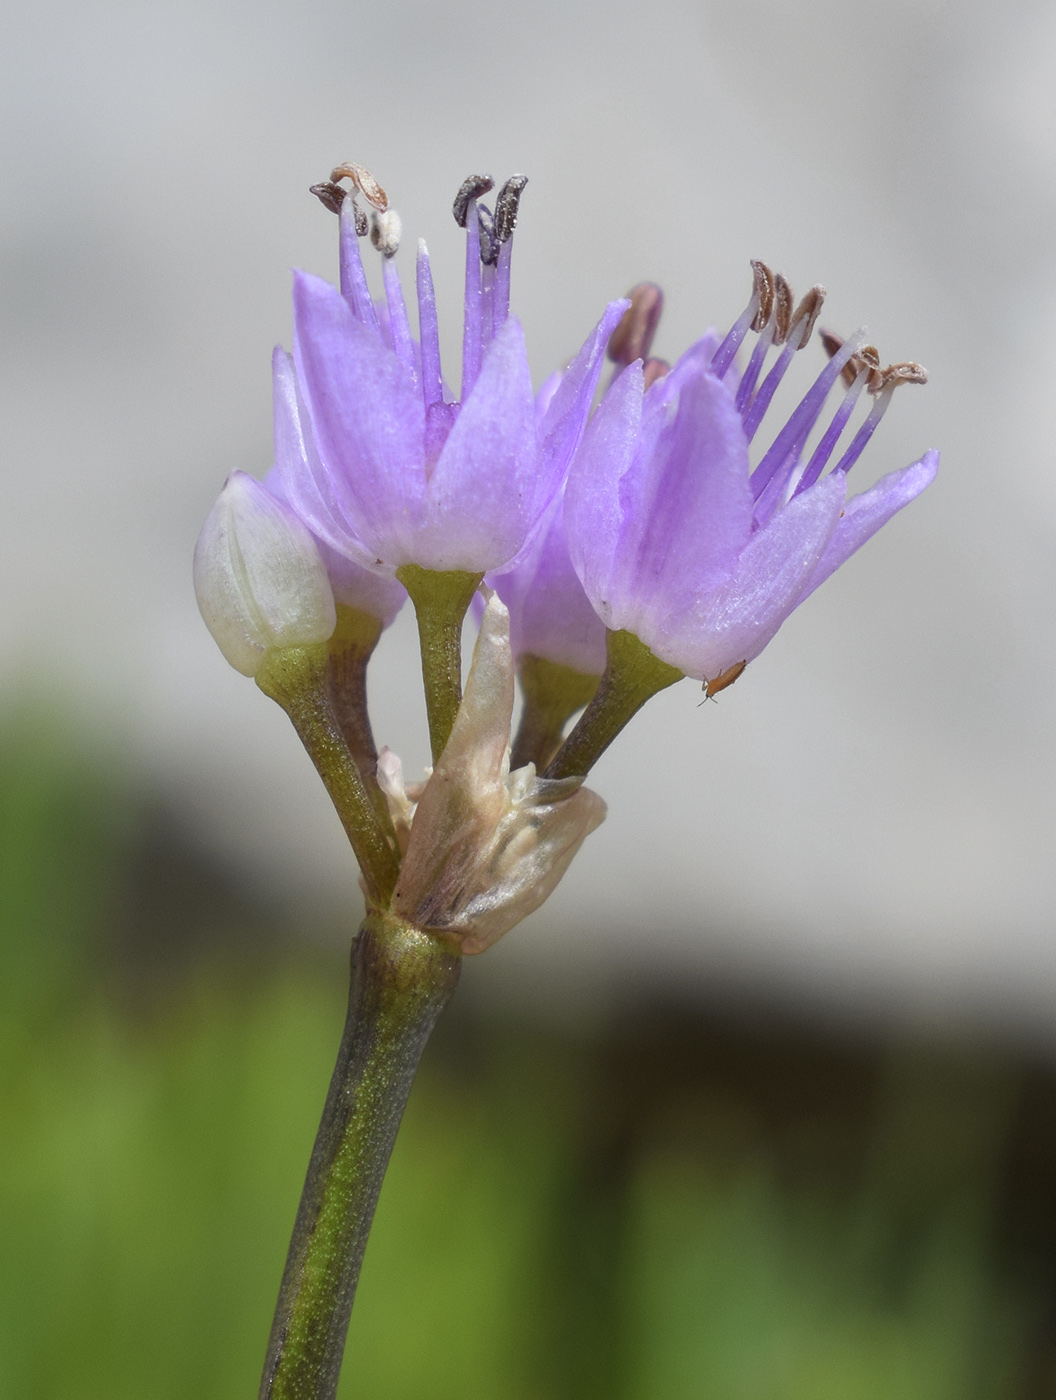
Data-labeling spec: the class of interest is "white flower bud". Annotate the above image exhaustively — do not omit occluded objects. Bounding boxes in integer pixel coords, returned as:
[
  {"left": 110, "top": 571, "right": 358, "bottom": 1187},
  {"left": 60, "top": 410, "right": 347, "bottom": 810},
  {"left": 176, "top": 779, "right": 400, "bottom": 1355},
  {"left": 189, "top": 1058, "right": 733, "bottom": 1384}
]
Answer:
[{"left": 194, "top": 471, "right": 336, "bottom": 677}]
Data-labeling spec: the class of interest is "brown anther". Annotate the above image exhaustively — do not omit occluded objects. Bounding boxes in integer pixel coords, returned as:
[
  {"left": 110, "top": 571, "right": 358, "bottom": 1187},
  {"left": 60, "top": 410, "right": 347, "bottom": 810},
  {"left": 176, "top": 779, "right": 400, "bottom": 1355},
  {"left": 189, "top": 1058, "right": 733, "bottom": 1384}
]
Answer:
[
  {"left": 788, "top": 285, "right": 825, "bottom": 348},
  {"left": 309, "top": 181, "right": 346, "bottom": 216},
  {"left": 878, "top": 361, "right": 929, "bottom": 391},
  {"left": 703, "top": 659, "right": 747, "bottom": 699},
  {"left": 820, "top": 332, "right": 883, "bottom": 389},
  {"left": 477, "top": 205, "right": 498, "bottom": 266},
  {"left": 749, "top": 260, "right": 775, "bottom": 332},
  {"left": 453, "top": 174, "right": 495, "bottom": 228},
  {"left": 607, "top": 283, "right": 665, "bottom": 366},
  {"left": 642, "top": 358, "right": 671, "bottom": 389},
  {"left": 772, "top": 274, "right": 794, "bottom": 344},
  {"left": 330, "top": 162, "right": 388, "bottom": 211},
  {"left": 494, "top": 174, "right": 529, "bottom": 242}
]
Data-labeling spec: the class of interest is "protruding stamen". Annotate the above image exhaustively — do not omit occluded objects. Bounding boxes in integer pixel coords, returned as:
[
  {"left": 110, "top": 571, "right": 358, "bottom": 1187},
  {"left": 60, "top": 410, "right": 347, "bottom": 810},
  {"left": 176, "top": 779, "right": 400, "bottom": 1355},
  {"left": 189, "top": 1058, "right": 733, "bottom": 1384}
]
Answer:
[
  {"left": 878, "top": 361, "right": 928, "bottom": 390},
  {"left": 749, "top": 261, "right": 775, "bottom": 332},
  {"left": 339, "top": 195, "right": 380, "bottom": 331},
  {"left": 382, "top": 258, "right": 415, "bottom": 377},
  {"left": 330, "top": 162, "right": 388, "bottom": 211},
  {"left": 607, "top": 283, "right": 664, "bottom": 367},
  {"left": 711, "top": 260, "right": 773, "bottom": 378},
  {"left": 416, "top": 240, "right": 443, "bottom": 411},
  {"left": 821, "top": 331, "right": 884, "bottom": 390},
  {"left": 748, "top": 330, "right": 864, "bottom": 497},
  {"left": 734, "top": 324, "right": 774, "bottom": 413},
  {"left": 309, "top": 181, "right": 347, "bottom": 217},
  {"left": 771, "top": 274, "right": 793, "bottom": 344},
  {"left": 494, "top": 175, "right": 528, "bottom": 243},
  {"left": 826, "top": 360, "right": 928, "bottom": 478},
  {"left": 792, "top": 364, "right": 870, "bottom": 496},
  {"left": 453, "top": 174, "right": 494, "bottom": 227},
  {"left": 477, "top": 204, "right": 498, "bottom": 266},
  {"left": 461, "top": 199, "right": 484, "bottom": 398},
  {"left": 788, "top": 286, "right": 825, "bottom": 348},
  {"left": 643, "top": 358, "right": 670, "bottom": 389},
  {"left": 493, "top": 238, "right": 513, "bottom": 330},
  {"left": 370, "top": 208, "right": 402, "bottom": 259}
]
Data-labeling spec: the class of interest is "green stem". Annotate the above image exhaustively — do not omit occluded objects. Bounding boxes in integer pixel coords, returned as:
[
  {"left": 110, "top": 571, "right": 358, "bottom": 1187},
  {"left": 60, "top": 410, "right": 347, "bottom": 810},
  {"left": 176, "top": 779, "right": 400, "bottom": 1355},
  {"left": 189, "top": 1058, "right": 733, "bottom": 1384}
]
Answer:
[
  {"left": 326, "top": 606, "right": 396, "bottom": 843},
  {"left": 259, "top": 913, "right": 461, "bottom": 1400},
  {"left": 396, "top": 565, "right": 483, "bottom": 763},
  {"left": 256, "top": 645, "right": 401, "bottom": 907},
  {"left": 545, "top": 630, "right": 683, "bottom": 780},
  {"left": 511, "top": 655, "right": 600, "bottom": 771}
]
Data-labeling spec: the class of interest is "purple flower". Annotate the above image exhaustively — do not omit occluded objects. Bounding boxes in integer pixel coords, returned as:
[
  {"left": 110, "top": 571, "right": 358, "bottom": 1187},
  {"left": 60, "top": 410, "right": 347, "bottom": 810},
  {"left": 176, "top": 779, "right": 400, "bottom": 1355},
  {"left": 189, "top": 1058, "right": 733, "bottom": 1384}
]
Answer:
[
  {"left": 565, "top": 264, "right": 938, "bottom": 686},
  {"left": 273, "top": 172, "right": 627, "bottom": 578}
]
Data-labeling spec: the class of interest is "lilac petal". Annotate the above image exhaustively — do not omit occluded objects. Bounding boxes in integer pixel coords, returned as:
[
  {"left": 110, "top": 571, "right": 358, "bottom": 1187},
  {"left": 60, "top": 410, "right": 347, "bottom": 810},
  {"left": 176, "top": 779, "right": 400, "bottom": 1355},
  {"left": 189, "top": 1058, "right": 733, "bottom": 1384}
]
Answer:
[
  {"left": 413, "top": 316, "right": 538, "bottom": 571},
  {"left": 490, "top": 491, "right": 608, "bottom": 675},
  {"left": 653, "top": 471, "right": 846, "bottom": 679},
  {"left": 292, "top": 271, "right": 426, "bottom": 564},
  {"left": 537, "top": 300, "right": 629, "bottom": 504},
  {"left": 564, "top": 361, "right": 644, "bottom": 626},
  {"left": 799, "top": 450, "right": 939, "bottom": 601},
  {"left": 614, "top": 370, "right": 753, "bottom": 621}
]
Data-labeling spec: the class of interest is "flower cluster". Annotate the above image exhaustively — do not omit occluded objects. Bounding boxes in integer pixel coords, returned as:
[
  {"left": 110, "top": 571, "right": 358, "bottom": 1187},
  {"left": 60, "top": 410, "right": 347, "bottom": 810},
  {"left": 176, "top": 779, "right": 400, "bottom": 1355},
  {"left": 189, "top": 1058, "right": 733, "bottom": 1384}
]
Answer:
[{"left": 194, "top": 165, "right": 937, "bottom": 945}]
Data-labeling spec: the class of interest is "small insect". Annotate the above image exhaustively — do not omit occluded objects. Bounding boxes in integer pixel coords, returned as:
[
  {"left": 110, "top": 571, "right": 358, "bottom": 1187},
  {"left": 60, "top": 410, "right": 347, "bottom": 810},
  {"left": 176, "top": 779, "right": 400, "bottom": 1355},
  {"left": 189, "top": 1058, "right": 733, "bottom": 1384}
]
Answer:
[{"left": 700, "top": 659, "right": 747, "bottom": 703}]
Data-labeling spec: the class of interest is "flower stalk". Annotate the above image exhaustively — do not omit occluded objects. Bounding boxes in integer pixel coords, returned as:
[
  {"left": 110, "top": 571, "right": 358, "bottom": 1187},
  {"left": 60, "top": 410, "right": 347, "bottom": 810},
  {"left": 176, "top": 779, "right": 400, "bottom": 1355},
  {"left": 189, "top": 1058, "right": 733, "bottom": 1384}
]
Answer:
[
  {"left": 396, "top": 565, "right": 483, "bottom": 761},
  {"left": 259, "top": 913, "right": 461, "bottom": 1400},
  {"left": 545, "top": 630, "right": 683, "bottom": 780},
  {"left": 256, "top": 644, "right": 400, "bottom": 906},
  {"left": 511, "top": 655, "right": 600, "bottom": 771}
]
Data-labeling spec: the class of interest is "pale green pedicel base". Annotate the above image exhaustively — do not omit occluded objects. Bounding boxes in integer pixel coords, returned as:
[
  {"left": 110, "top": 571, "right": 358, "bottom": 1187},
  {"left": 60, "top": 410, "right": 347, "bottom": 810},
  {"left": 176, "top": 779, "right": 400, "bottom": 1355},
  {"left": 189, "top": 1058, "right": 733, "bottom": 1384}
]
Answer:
[
  {"left": 511, "top": 654, "right": 600, "bottom": 771},
  {"left": 396, "top": 565, "right": 483, "bottom": 762},
  {"left": 259, "top": 913, "right": 461, "bottom": 1400}
]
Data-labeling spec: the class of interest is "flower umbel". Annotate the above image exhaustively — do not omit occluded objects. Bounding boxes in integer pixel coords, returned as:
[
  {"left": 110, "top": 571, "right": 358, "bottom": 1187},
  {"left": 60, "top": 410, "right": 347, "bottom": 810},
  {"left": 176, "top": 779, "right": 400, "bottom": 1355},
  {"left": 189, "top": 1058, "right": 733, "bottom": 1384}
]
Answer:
[{"left": 192, "top": 164, "right": 938, "bottom": 1400}]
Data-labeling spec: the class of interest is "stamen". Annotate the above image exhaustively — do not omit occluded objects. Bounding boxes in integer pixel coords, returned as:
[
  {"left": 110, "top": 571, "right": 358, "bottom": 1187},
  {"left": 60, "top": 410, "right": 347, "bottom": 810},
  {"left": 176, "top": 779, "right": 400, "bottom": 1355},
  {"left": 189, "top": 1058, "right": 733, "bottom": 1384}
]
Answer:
[
  {"left": 481, "top": 256, "right": 496, "bottom": 348},
  {"left": 461, "top": 195, "right": 483, "bottom": 399},
  {"left": 370, "top": 208, "right": 402, "bottom": 259},
  {"left": 748, "top": 330, "right": 864, "bottom": 498},
  {"left": 741, "top": 283, "right": 825, "bottom": 442},
  {"left": 829, "top": 361, "right": 928, "bottom": 477},
  {"left": 792, "top": 364, "right": 870, "bottom": 495},
  {"left": 477, "top": 204, "right": 498, "bottom": 266},
  {"left": 607, "top": 283, "right": 664, "bottom": 367},
  {"left": 415, "top": 240, "right": 443, "bottom": 411},
  {"left": 734, "top": 323, "right": 774, "bottom": 413},
  {"left": 330, "top": 162, "right": 388, "bottom": 211},
  {"left": 338, "top": 195, "right": 380, "bottom": 332},
  {"left": 381, "top": 256, "right": 415, "bottom": 379},
  {"left": 309, "top": 181, "right": 346, "bottom": 217},
  {"left": 494, "top": 175, "right": 528, "bottom": 243},
  {"left": 453, "top": 174, "right": 494, "bottom": 228},
  {"left": 493, "top": 237, "right": 513, "bottom": 329},
  {"left": 711, "top": 260, "right": 773, "bottom": 379}
]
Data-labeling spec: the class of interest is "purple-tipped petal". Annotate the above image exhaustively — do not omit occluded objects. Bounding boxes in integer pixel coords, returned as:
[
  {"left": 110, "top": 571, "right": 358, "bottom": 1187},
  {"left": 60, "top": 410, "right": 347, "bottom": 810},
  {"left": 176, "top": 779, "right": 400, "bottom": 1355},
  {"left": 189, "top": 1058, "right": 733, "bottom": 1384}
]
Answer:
[
  {"left": 292, "top": 271, "right": 426, "bottom": 564},
  {"left": 799, "top": 450, "right": 939, "bottom": 601},
  {"left": 414, "top": 316, "right": 537, "bottom": 571}
]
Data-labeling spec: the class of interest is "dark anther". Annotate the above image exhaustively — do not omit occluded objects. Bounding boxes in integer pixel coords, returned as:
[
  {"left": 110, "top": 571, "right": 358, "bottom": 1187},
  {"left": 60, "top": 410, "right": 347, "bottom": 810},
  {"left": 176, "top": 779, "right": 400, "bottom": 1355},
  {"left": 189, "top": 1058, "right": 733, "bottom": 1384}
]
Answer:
[
  {"left": 642, "top": 358, "right": 671, "bottom": 389},
  {"left": 494, "top": 174, "right": 529, "bottom": 243},
  {"left": 749, "top": 261, "right": 775, "bottom": 332},
  {"left": 477, "top": 205, "right": 498, "bottom": 266},
  {"left": 772, "top": 274, "right": 794, "bottom": 344},
  {"left": 309, "top": 181, "right": 346, "bottom": 216},
  {"left": 788, "top": 285, "right": 825, "bottom": 349},
  {"left": 607, "top": 284, "right": 665, "bottom": 367},
  {"left": 453, "top": 174, "right": 495, "bottom": 228},
  {"left": 330, "top": 162, "right": 388, "bottom": 211}
]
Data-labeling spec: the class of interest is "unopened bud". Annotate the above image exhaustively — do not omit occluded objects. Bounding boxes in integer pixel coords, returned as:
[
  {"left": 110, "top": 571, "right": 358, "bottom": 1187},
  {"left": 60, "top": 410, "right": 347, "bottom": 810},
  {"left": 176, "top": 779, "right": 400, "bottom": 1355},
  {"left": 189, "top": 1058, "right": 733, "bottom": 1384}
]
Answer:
[{"left": 194, "top": 472, "right": 336, "bottom": 677}]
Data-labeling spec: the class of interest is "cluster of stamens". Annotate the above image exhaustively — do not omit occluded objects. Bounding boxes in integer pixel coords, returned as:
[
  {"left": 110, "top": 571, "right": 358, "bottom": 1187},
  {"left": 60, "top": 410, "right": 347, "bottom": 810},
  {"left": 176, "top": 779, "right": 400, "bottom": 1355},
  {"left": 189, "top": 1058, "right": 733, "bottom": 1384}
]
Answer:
[{"left": 452, "top": 173, "right": 528, "bottom": 266}]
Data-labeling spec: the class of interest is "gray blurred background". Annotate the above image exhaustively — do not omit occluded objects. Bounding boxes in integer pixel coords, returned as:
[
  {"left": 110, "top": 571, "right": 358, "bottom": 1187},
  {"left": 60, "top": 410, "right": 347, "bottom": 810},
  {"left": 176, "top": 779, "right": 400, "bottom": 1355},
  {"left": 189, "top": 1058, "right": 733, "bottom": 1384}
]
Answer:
[{"left": 2, "top": 0, "right": 1054, "bottom": 1036}]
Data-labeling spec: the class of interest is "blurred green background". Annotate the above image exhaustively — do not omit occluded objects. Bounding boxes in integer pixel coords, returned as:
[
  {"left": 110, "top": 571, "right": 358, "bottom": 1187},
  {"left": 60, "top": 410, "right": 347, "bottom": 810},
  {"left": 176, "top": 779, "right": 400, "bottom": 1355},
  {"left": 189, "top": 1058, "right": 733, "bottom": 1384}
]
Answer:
[{"left": 4, "top": 702, "right": 1056, "bottom": 1400}]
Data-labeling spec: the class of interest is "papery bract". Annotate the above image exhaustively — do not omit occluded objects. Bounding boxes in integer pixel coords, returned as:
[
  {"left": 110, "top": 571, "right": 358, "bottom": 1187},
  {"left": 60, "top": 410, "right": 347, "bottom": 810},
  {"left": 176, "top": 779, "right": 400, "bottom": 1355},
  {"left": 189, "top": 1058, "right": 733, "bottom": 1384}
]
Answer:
[{"left": 379, "top": 593, "right": 606, "bottom": 953}]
